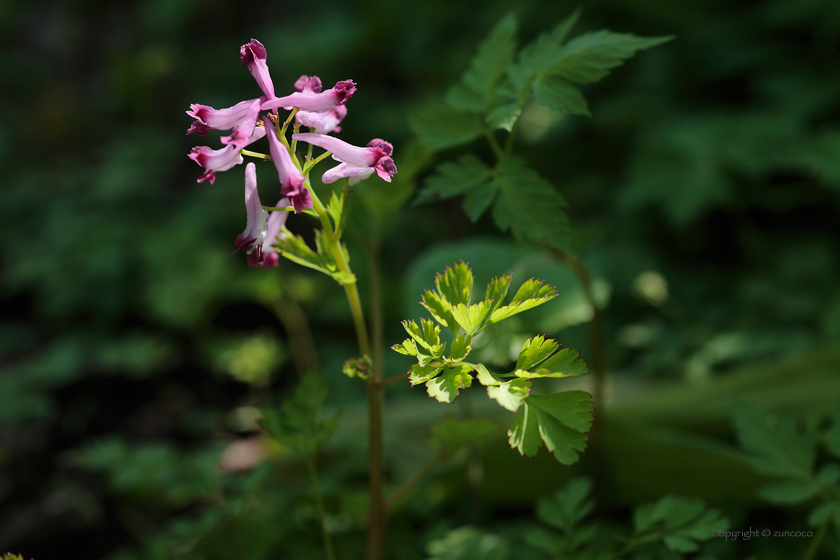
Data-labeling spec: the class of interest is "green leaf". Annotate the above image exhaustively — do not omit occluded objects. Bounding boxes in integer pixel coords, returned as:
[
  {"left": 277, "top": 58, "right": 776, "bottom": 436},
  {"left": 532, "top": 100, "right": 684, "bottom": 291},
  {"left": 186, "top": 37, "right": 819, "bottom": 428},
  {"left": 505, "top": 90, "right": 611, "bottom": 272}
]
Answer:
[
  {"left": 275, "top": 234, "right": 331, "bottom": 276},
  {"left": 633, "top": 496, "right": 728, "bottom": 553},
  {"left": 732, "top": 401, "right": 817, "bottom": 478},
  {"left": 486, "top": 102, "right": 522, "bottom": 131},
  {"left": 515, "top": 335, "right": 560, "bottom": 372},
  {"left": 449, "top": 333, "right": 472, "bottom": 361},
  {"left": 484, "top": 274, "right": 512, "bottom": 314},
  {"left": 326, "top": 189, "right": 346, "bottom": 238},
  {"left": 391, "top": 338, "right": 418, "bottom": 356},
  {"left": 507, "top": 8, "right": 582, "bottom": 97},
  {"left": 474, "top": 363, "right": 502, "bottom": 386},
  {"left": 826, "top": 404, "right": 840, "bottom": 460},
  {"left": 431, "top": 417, "right": 502, "bottom": 453},
  {"left": 409, "top": 363, "right": 443, "bottom": 385},
  {"left": 402, "top": 319, "right": 444, "bottom": 355},
  {"left": 533, "top": 75, "right": 591, "bottom": 116},
  {"left": 489, "top": 155, "right": 572, "bottom": 252},
  {"left": 421, "top": 290, "right": 459, "bottom": 333},
  {"left": 426, "top": 526, "right": 509, "bottom": 560},
  {"left": 446, "top": 13, "right": 518, "bottom": 113},
  {"left": 521, "top": 346, "right": 590, "bottom": 379},
  {"left": 426, "top": 365, "right": 473, "bottom": 403},
  {"left": 414, "top": 155, "right": 493, "bottom": 204},
  {"left": 462, "top": 183, "right": 499, "bottom": 222},
  {"left": 435, "top": 261, "right": 474, "bottom": 307},
  {"left": 342, "top": 355, "right": 372, "bottom": 379},
  {"left": 547, "top": 31, "right": 673, "bottom": 85},
  {"left": 817, "top": 462, "right": 840, "bottom": 486},
  {"left": 508, "top": 392, "right": 593, "bottom": 465},
  {"left": 490, "top": 276, "right": 558, "bottom": 323},
  {"left": 530, "top": 391, "right": 594, "bottom": 434},
  {"left": 450, "top": 300, "right": 493, "bottom": 334},
  {"left": 808, "top": 503, "right": 840, "bottom": 527},
  {"left": 757, "top": 480, "right": 820, "bottom": 505},
  {"left": 537, "top": 478, "right": 595, "bottom": 532},
  {"left": 488, "top": 378, "right": 532, "bottom": 412},
  {"left": 409, "top": 104, "right": 484, "bottom": 151}
]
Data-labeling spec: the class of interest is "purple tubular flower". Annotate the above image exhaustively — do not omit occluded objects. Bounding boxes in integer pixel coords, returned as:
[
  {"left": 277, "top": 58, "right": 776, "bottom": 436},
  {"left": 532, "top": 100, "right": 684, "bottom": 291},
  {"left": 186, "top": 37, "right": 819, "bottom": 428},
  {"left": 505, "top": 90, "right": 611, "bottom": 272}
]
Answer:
[
  {"left": 260, "top": 198, "right": 290, "bottom": 269},
  {"left": 189, "top": 126, "right": 266, "bottom": 183},
  {"left": 322, "top": 162, "right": 375, "bottom": 185},
  {"left": 240, "top": 39, "right": 275, "bottom": 99},
  {"left": 292, "top": 133, "right": 398, "bottom": 183},
  {"left": 221, "top": 98, "right": 262, "bottom": 148},
  {"left": 233, "top": 163, "right": 269, "bottom": 268},
  {"left": 294, "top": 75, "right": 322, "bottom": 93},
  {"left": 186, "top": 98, "right": 260, "bottom": 136},
  {"left": 261, "top": 80, "right": 356, "bottom": 113},
  {"left": 296, "top": 105, "right": 347, "bottom": 134},
  {"left": 264, "top": 118, "right": 312, "bottom": 213}
]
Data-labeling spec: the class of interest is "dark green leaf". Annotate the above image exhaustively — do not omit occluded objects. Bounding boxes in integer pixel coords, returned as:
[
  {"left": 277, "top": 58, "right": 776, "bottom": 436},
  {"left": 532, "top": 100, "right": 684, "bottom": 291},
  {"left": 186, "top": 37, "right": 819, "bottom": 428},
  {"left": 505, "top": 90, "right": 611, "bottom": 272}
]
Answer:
[
  {"left": 533, "top": 75, "right": 591, "bottom": 116},
  {"left": 490, "top": 155, "right": 572, "bottom": 252},
  {"left": 548, "top": 31, "right": 674, "bottom": 85},
  {"left": 529, "top": 391, "right": 595, "bottom": 433},
  {"left": 732, "top": 401, "right": 816, "bottom": 478},
  {"left": 409, "top": 104, "right": 484, "bottom": 151},
  {"left": 426, "top": 526, "right": 509, "bottom": 560},
  {"left": 462, "top": 183, "right": 499, "bottom": 222},
  {"left": 415, "top": 155, "right": 493, "bottom": 204},
  {"left": 530, "top": 405, "right": 589, "bottom": 464},
  {"left": 757, "top": 480, "right": 820, "bottom": 505},
  {"left": 633, "top": 496, "right": 728, "bottom": 553},
  {"left": 537, "top": 478, "right": 595, "bottom": 531},
  {"left": 486, "top": 102, "right": 522, "bottom": 131}
]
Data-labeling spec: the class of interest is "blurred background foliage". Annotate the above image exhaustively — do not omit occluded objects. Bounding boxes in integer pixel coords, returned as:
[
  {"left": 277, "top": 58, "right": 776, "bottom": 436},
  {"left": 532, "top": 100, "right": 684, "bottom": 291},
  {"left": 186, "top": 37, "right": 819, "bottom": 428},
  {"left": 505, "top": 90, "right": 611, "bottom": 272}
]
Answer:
[{"left": 1, "top": 0, "right": 840, "bottom": 558}]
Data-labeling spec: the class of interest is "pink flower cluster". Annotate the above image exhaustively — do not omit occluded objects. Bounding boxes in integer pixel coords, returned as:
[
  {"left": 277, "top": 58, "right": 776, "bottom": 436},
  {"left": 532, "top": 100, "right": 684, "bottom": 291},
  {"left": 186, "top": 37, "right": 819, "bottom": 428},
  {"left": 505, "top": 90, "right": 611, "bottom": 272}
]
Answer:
[{"left": 185, "top": 39, "right": 397, "bottom": 268}]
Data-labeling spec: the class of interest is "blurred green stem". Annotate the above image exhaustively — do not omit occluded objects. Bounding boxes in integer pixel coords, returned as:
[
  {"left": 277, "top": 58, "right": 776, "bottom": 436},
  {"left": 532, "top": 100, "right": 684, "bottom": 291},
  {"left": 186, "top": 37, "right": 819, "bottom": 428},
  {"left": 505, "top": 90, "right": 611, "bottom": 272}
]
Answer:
[
  {"left": 801, "top": 518, "right": 829, "bottom": 560},
  {"left": 306, "top": 456, "right": 337, "bottom": 560},
  {"left": 268, "top": 292, "right": 320, "bottom": 375}
]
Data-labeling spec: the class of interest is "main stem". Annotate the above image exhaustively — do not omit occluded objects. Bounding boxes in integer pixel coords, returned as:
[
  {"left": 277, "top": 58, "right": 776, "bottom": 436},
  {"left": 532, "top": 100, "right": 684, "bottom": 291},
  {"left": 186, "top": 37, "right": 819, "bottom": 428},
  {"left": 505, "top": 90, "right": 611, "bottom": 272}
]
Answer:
[{"left": 308, "top": 184, "right": 384, "bottom": 560}]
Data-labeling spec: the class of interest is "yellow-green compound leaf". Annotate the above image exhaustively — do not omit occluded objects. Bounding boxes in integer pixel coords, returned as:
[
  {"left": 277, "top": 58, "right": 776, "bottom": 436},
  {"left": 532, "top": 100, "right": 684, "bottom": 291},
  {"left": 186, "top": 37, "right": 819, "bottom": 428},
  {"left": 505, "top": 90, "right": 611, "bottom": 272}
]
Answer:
[
  {"left": 474, "top": 363, "right": 503, "bottom": 386},
  {"left": 275, "top": 234, "right": 331, "bottom": 276},
  {"left": 450, "top": 300, "right": 493, "bottom": 334},
  {"left": 402, "top": 319, "right": 444, "bottom": 356},
  {"left": 435, "top": 261, "right": 474, "bottom": 307},
  {"left": 326, "top": 189, "right": 346, "bottom": 238},
  {"left": 409, "top": 363, "right": 443, "bottom": 386},
  {"left": 485, "top": 274, "right": 512, "bottom": 315},
  {"left": 515, "top": 335, "right": 560, "bottom": 372},
  {"left": 449, "top": 333, "right": 472, "bottom": 361},
  {"left": 431, "top": 417, "right": 502, "bottom": 453},
  {"left": 426, "top": 365, "right": 473, "bottom": 403},
  {"left": 508, "top": 391, "right": 594, "bottom": 465},
  {"left": 488, "top": 378, "right": 532, "bottom": 412},
  {"left": 489, "top": 277, "right": 557, "bottom": 323},
  {"left": 392, "top": 338, "right": 418, "bottom": 356},
  {"left": 421, "top": 289, "right": 459, "bottom": 332},
  {"left": 518, "top": 346, "right": 590, "bottom": 378}
]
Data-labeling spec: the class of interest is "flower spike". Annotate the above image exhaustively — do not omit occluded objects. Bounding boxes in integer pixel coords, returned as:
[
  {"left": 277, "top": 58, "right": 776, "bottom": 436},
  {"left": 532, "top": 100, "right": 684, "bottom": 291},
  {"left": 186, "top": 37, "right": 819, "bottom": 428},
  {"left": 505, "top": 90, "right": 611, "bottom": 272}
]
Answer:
[
  {"left": 292, "top": 133, "right": 397, "bottom": 184},
  {"left": 188, "top": 126, "right": 266, "bottom": 183},
  {"left": 261, "top": 80, "right": 356, "bottom": 113},
  {"left": 233, "top": 163, "right": 269, "bottom": 268}
]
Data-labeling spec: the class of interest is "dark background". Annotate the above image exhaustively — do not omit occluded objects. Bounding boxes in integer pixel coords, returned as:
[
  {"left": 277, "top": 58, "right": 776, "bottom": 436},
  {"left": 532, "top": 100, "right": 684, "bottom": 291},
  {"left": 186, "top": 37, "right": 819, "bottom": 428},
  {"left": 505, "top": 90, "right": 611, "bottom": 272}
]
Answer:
[{"left": 2, "top": 0, "right": 840, "bottom": 558}]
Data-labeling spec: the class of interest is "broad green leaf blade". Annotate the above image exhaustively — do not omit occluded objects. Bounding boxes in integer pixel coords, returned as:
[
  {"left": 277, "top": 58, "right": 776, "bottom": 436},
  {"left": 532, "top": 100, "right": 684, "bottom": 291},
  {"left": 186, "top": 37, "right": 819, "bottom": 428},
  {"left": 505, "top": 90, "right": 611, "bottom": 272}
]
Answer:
[
  {"left": 537, "top": 478, "right": 595, "bottom": 531},
  {"left": 757, "top": 480, "right": 820, "bottom": 505},
  {"left": 449, "top": 333, "right": 472, "bottom": 361},
  {"left": 435, "top": 262, "right": 474, "bottom": 307},
  {"left": 409, "top": 104, "right": 484, "bottom": 151},
  {"left": 490, "top": 155, "right": 572, "bottom": 252},
  {"left": 548, "top": 31, "right": 674, "bottom": 85},
  {"left": 426, "top": 365, "right": 473, "bottom": 403},
  {"left": 421, "top": 290, "right": 459, "bottom": 333},
  {"left": 531, "top": 405, "right": 589, "bottom": 464},
  {"left": 529, "top": 391, "right": 595, "bottom": 433},
  {"left": 508, "top": 401, "right": 543, "bottom": 457},
  {"left": 431, "top": 417, "right": 502, "bottom": 453},
  {"left": 486, "top": 102, "right": 522, "bottom": 131},
  {"left": 526, "top": 347, "right": 590, "bottom": 378},
  {"left": 391, "top": 338, "right": 418, "bottom": 356},
  {"left": 732, "top": 401, "right": 817, "bottom": 478},
  {"left": 414, "top": 155, "right": 493, "bottom": 205},
  {"left": 515, "top": 335, "right": 560, "bottom": 372},
  {"left": 450, "top": 300, "right": 493, "bottom": 334},
  {"left": 462, "top": 182, "right": 499, "bottom": 222},
  {"left": 488, "top": 378, "right": 532, "bottom": 412},
  {"left": 409, "top": 363, "right": 443, "bottom": 385},
  {"left": 533, "top": 75, "right": 591, "bottom": 116}
]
